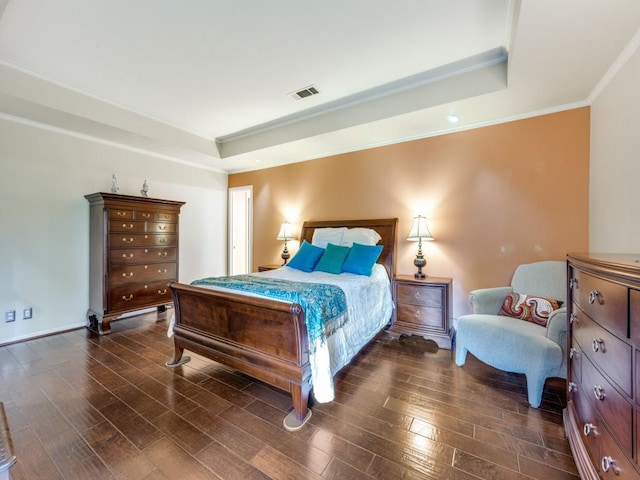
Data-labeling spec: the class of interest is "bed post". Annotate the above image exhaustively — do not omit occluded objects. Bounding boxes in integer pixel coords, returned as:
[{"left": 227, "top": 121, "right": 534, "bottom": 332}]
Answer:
[{"left": 284, "top": 380, "right": 312, "bottom": 431}]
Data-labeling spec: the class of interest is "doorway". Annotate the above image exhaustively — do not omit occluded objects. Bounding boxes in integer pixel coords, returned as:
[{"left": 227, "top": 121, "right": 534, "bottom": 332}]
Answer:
[{"left": 228, "top": 186, "right": 253, "bottom": 275}]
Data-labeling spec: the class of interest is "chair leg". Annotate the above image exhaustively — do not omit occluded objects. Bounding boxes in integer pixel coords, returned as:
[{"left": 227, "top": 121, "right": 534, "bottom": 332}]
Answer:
[
  {"left": 525, "top": 374, "right": 544, "bottom": 408},
  {"left": 455, "top": 343, "right": 468, "bottom": 367}
]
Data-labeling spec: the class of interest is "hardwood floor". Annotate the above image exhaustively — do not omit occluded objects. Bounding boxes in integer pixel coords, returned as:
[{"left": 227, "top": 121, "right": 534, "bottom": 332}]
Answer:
[{"left": 0, "top": 310, "right": 577, "bottom": 480}]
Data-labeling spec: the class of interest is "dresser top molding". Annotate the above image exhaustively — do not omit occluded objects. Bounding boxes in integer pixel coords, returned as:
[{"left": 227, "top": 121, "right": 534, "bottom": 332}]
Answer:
[{"left": 85, "top": 192, "right": 186, "bottom": 209}]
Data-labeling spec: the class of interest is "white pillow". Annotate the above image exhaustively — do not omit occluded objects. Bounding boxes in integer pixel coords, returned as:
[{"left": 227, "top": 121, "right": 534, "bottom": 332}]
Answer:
[
  {"left": 311, "top": 227, "right": 347, "bottom": 248},
  {"left": 341, "top": 227, "right": 382, "bottom": 247}
]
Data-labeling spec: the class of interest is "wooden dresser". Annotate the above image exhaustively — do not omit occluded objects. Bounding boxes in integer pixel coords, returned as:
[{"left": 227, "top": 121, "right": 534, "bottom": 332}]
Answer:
[
  {"left": 389, "top": 275, "right": 453, "bottom": 349},
  {"left": 85, "top": 192, "right": 185, "bottom": 334},
  {"left": 565, "top": 253, "right": 640, "bottom": 479}
]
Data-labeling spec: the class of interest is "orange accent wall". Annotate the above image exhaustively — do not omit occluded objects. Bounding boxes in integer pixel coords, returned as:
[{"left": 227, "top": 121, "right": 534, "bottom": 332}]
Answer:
[{"left": 229, "top": 107, "right": 590, "bottom": 318}]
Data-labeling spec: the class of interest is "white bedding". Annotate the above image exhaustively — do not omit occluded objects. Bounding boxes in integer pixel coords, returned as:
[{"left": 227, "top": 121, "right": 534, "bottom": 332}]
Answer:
[{"left": 168, "top": 263, "right": 393, "bottom": 403}]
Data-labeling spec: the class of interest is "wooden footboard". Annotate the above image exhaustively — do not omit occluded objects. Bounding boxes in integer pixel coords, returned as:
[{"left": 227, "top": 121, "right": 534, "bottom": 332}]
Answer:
[
  {"left": 167, "top": 281, "right": 312, "bottom": 428},
  {"left": 166, "top": 218, "right": 398, "bottom": 430}
]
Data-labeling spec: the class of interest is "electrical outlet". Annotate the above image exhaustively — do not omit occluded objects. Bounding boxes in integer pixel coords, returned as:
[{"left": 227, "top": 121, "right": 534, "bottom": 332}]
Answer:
[
  {"left": 5, "top": 310, "right": 15, "bottom": 322},
  {"left": 23, "top": 308, "right": 32, "bottom": 320}
]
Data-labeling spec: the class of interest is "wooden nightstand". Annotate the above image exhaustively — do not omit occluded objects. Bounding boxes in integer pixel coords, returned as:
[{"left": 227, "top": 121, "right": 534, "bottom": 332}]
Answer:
[
  {"left": 389, "top": 275, "right": 453, "bottom": 349},
  {"left": 258, "top": 264, "right": 282, "bottom": 272}
]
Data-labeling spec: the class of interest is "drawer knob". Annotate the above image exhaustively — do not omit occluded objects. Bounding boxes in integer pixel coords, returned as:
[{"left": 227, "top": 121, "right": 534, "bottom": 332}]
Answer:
[
  {"left": 414, "top": 292, "right": 421, "bottom": 299},
  {"left": 159, "top": 224, "right": 167, "bottom": 230},
  {"left": 569, "top": 313, "right": 578, "bottom": 324},
  {"left": 157, "top": 289, "right": 167, "bottom": 295},
  {"left": 588, "top": 290, "right": 601, "bottom": 305},
  {"left": 591, "top": 338, "right": 604, "bottom": 353},
  {"left": 569, "top": 278, "right": 579, "bottom": 289},
  {"left": 158, "top": 251, "right": 168, "bottom": 257},
  {"left": 158, "top": 268, "right": 168, "bottom": 274},
  {"left": 593, "top": 385, "right": 606, "bottom": 401},
  {"left": 122, "top": 294, "right": 134, "bottom": 301},
  {"left": 569, "top": 348, "right": 578, "bottom": 359},
  {"left": 568, "top": 381, "right": 577, "bottom": 392},
  {"left": 142, "top": 213, "right": 151, "bottom": 218},
  {"left": 414, "top": 310, "right": 421, "bottom": 318},
  {"left": 601, "top": 456, "right": 619, "bottom": 475},
  {"left": 583, "top": 423, "right": 596, "bottom": 437},
  {"left": 122, "top": 253, "right": 134, "bottom": 259},
  {"left": 122, "top": 272, "right": 134, "bottom": 279},
  {"left": 116, "top": 211, "right": 126, "bottom": 217},
  {"left": 159, "top": 237, "right": 167, "bottom": 244},
  {"left": 122, "top": 237, "right": 134, "bottom": 244},
  {"left": 122, "top": 223, "right": 134, "bottom": 230}
]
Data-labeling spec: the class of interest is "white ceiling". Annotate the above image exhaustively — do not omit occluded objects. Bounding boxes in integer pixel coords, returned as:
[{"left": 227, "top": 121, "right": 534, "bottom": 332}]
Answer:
[{"left": 0, "top": 0, "right": 639, "bottom": 173}]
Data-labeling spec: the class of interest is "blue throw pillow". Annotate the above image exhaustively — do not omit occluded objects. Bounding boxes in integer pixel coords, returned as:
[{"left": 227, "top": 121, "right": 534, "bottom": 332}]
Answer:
[
  {"left": 287, "top": 240, "right": 324, "bottom": 272},
  {"left": 314, "top": 243, "right": 351, "bottom": 274},
  {"left": 342, "top": 242, "right": 383, "bottom": 276}
]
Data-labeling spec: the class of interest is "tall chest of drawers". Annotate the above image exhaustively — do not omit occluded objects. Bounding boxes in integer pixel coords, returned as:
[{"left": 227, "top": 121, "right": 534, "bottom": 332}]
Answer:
[
  {"left": 85, "top": 192, "right": 185, "bottom": 334},
  {"left": 565, "top": 253, "right": 640, "bottom": 479}
]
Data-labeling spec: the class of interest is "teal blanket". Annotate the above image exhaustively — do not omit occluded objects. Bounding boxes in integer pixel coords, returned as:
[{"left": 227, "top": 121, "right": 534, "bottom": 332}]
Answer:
[{"left": 191, "top": 275, "right": 347, "bottom": 350}]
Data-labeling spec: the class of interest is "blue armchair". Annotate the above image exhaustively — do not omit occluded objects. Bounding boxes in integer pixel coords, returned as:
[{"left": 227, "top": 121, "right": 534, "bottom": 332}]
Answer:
[{"left": 455, "top": 261, "right": 567, "bottom": 408}]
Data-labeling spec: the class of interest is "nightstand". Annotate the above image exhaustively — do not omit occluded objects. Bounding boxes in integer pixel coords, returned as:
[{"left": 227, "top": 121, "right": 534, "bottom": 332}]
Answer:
[
  {"left": 389, "top": 275, "right": 453, "bottom": 349},
  {"left": 258, "top": 264, "right": 282, "bottom": 272}
]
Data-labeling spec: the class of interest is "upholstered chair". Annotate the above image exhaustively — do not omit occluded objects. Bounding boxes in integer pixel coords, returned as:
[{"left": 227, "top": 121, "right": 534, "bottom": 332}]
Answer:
[{"left": 455, "top": 261, "right": 567, "bottom": 408}]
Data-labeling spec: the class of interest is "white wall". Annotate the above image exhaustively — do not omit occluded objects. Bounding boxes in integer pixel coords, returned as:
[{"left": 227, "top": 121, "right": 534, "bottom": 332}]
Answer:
[
  {"left": 590, "top": 42, "right": 640, "bottom": 252},
  {"left": 0, "top": 117, "right": 228, "bottom": 344}
]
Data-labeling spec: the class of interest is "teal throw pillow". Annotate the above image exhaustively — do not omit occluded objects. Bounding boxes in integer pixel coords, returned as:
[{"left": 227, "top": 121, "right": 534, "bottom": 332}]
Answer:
[
  {"left": 342, "top": 242, "right": 383, "bottom": 276},
  {"left": 287, "top": 240, "right": 324, "bottom": 272},
  {"left": 314, "top": 243, "right": 351, "bottom": 274}
]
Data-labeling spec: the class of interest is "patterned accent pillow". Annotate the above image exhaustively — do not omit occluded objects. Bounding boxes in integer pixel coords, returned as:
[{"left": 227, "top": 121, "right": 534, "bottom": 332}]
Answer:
[{"left": 498, "top": 292, "right": 562, "bottom": 327}]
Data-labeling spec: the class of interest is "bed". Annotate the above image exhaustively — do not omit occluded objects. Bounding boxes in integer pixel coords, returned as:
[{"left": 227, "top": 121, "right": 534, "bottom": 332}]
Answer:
[{"left": 166, "top": 218, "right": 397, "bottom": 430}]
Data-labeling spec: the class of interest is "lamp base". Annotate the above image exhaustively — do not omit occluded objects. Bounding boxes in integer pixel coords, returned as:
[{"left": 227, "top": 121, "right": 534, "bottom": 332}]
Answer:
[
  {"left": 281, "top": 245, "right": 290, "bottom": 265},
  {"left": 414, "top": 252, "right": 427, "bottom": 279}
]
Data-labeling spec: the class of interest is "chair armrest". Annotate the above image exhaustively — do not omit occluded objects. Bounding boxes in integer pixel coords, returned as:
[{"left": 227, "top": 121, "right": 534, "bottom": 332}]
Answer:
[
  {"left": 545, "top": 307, "right": 567, "bottom": 345},
  {"left": 468, "top": 286, "right": 512, "bottom": 314}
]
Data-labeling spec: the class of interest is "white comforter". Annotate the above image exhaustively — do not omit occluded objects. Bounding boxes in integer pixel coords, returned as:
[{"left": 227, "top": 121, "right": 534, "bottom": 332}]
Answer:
[{"left": 168, "top": 263, "right": 393, "bottom": 403}]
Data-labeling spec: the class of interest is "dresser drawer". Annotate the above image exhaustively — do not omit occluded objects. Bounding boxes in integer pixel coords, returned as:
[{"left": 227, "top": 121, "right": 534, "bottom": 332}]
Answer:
[
  {"left": 396, "top": 304, "right": 444, "bottom": 329},
  {"left": 572, "top": 383, "right": 600, "bottom": 468},
  {"left": 157, "top": 212, "right": 178, "bottom": 222},
  {"left": 134, "top": 210, "right": 156, "bottom": 221},
  {"left": 396, "top": 283, "right": 443, "bottom": 307},
  {"left": 109, "top": 247, "right": 177, "bottom": 265},
  {"left": 146, "top": 222, "right": 177, "bottom": 234},
  {"left": 572, "top": 304, "right": 632, "bottom": 396},
  {"left": 599, "top": 422, "right": 638, "bottom": 479},
  {"left": 109, "top": 234, "right": 177, "bottom": 248},
  {"left": 109, "top": 281, "right": 173, "bottom": 312},
  {"left": 108, "top": 208, "right": 134, "bottom": 220},
  {"left": 109, "top": 262, "right": 177, "bottom": 287},
  {"left": 574, "top": 271, "right": 627, "bottom": 338},
  {"left": 109, "top": 220, "right": 146, "bottom": 233},
  {"left": 581, "top": 355, "right": 633, "bottom": 458}
]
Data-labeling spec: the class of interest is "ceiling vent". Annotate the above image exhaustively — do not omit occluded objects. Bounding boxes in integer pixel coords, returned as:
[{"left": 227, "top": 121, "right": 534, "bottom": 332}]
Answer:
[{"left": 289, "top": 85, "right": 319, "bottom": 100}]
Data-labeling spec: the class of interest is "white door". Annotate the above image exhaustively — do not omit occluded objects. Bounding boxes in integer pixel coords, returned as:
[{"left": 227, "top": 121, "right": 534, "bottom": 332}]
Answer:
[{"left": 228, "top": 186, "right": 253, "bottom": 275}]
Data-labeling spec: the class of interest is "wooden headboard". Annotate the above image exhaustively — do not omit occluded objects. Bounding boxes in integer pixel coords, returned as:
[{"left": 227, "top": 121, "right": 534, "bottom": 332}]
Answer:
[{"left": 300, "top": 218, "right": 398, "bottom": 279}]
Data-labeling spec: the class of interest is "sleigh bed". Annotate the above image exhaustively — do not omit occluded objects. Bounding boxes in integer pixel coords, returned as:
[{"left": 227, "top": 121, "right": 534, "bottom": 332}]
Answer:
[{"left": 166, "top": 218, "right": 397, "bottom": 430}]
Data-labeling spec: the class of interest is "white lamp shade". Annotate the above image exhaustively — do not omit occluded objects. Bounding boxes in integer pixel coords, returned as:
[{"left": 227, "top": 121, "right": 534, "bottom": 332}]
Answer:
[
  {"left": 276, "top": 221, "right": 295, "bottom": 240},
  {"left": 407, "top": 215, "right": 434, "bottom": 241}
]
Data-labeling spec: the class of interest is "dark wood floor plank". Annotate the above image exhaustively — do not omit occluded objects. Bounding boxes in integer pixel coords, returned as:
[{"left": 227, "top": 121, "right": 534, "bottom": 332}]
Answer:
[
  {"left": 98, "top": 398, "right": 164, "bottom": 450},
  {"left": 142, "top": 437, "right": 221, "bottom": 480},
  {"left": 9, "top": 426, "right": 63, "bottom": 480},
  {"left": 152, "top": 410, "right": 214, "bottom": 455},
  {"left": 82, "top": 421, "right": 156, "bottom": 480},
  {"left": 250, "top": 444, "right": 324, "bottom": 480},
  {"left": 0, "top": 311, "right": 578, "bottom": 480},
  {"left": 196, "top": 439, "right": 272, "bottom": 480},
  {"left": 42, "top": 428, "right": 114, "bottom": 480}
]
